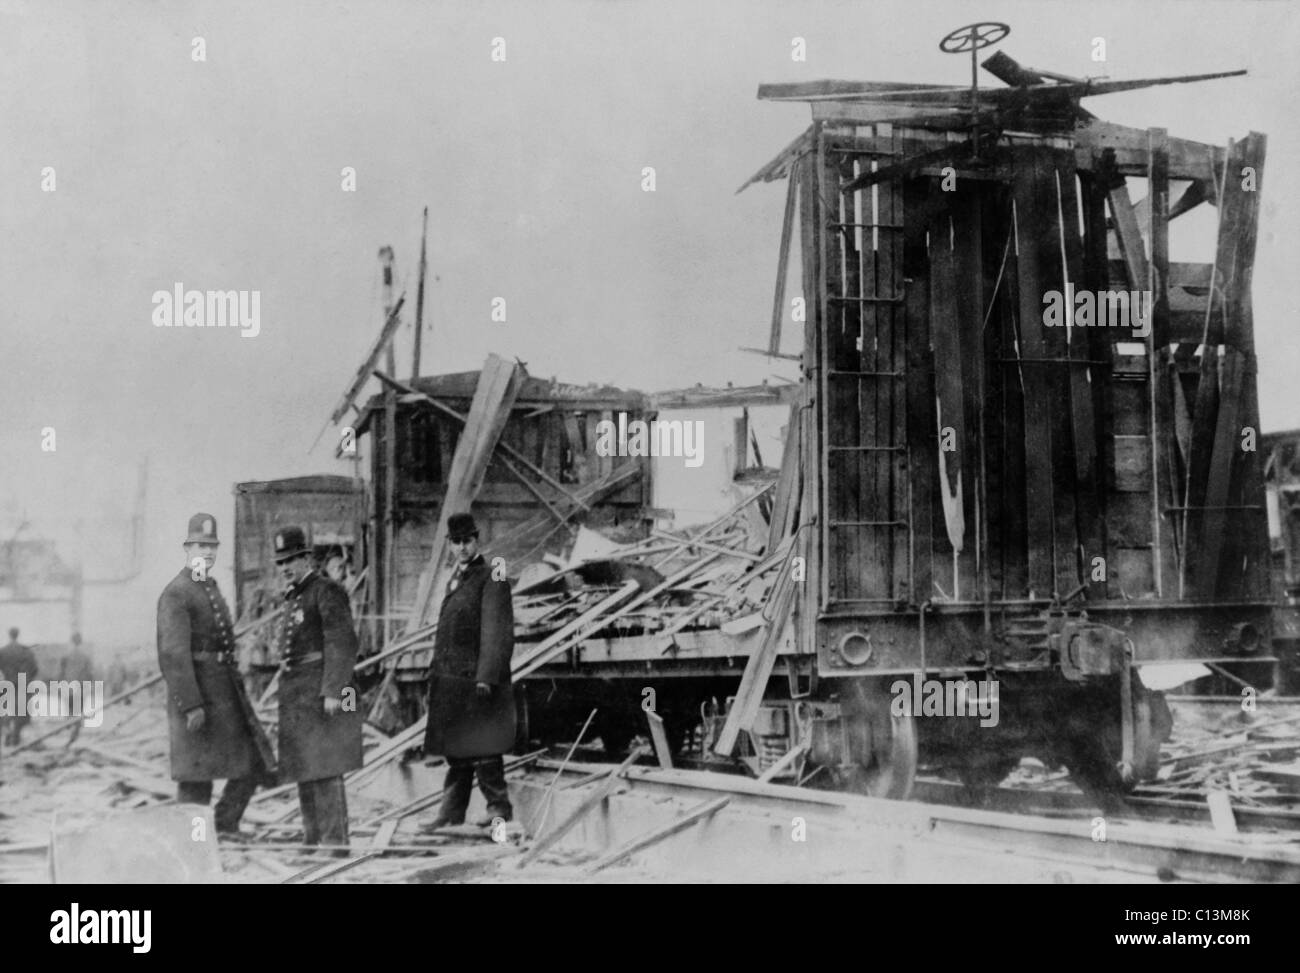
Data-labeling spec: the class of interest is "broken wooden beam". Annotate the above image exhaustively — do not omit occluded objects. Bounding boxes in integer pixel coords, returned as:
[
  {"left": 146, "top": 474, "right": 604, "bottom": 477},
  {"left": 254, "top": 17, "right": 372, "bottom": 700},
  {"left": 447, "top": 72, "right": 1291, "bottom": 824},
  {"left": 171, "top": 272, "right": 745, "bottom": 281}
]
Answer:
[
  {"left": 584, "top": 795, "right": 731, "bottom": 874},
  {"left": 409, "top": 355, "right": 526, "bottom": 629},
  {"left": 517, "top": 745, "right": 647, "bottom": 867}
]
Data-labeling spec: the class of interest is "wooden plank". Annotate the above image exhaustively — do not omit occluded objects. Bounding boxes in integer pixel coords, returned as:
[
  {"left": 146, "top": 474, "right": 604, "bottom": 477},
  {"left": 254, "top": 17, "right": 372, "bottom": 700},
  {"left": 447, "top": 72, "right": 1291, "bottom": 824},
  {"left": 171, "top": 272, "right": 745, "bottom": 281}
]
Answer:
[
  {"left": 766, "top": 393, "right": 803, "bottom": 553},
  {"left": 1108, "top": 184, "right": 1149, "bottom": 292},
  {"left": 1190, "top": 349, "right": 1246, "bottom": 597},
  {"left": 1081, "top": 163, "right": 1114, "bottom": 598},
  {"left": 1206, "top": 791, "right": 1239, "bottom": 835},
  {"left": 929, "top": 223, "right": 968, "bottom": 598},
  {"left": 328, "top": 296, "right": 406, "bottom": 425},
  {"left": 1217, "top": 134, "right": 1269, "bottom": 599},
  {"left": 1012, "top": 150, "right": 1058, "bottom": 597},
  {"left": 511, "top": 582, "right": 639, "bottom": 675},
  {"left": 951, "top": 191, "right": 983, "bottom": 602},
  {"left": 798, "top": 145, "right": 823, "bottom": 647},
  {"left": 487, "top": 463, "right": 642, "bottom": 568},
  {"left": 713, "top": 554, "right": 797, "bottom": 756},
  {"left": 1038, "top": 153, "right": 1079, "bottom": 594},
  {"left": 1154, "top": 349, "right": 1184, "bottom": 586},
  {"left": 1147, "top": 128, "right": 1174, "bottom": 596},
  {"left": 1056, "top": 161, "right": 1103, "bottom": 601},
  {"left": 584, "top": 796, "right": 731, "bottom": 874},
  {"left": 517, "top": 745, "right": 648, "bottom": 867},
  {"left": 903, "top": 178, "right": 935, "bottom": 602},
  {"left": 769, "top": 164, "right": 799, "bottom": 356},
  {"left": 1075, "top": 118, "right": 1226, "bottom": 180},
  {"left": 756, "top": 742, "right": 808, "bottom": 783},
  {"left": 409, "top": 356, "right": 525, "bottom": 628},
  {"left": 645, "top": 711, "right": 673, "bottom": 769}
]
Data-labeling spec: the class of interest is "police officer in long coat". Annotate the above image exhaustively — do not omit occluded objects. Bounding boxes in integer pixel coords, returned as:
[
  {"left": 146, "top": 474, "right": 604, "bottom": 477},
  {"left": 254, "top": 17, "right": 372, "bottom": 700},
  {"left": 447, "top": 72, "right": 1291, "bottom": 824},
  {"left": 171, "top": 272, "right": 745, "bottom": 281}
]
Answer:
[
  {"left": 425, "top": 513, "right": 516, "bottom": 827},
  {"left": 156, "top": 514, "right": 276, "bottom": 834},
  {"left": 272, "top": 526, "right": 363, "bottom": 851}
]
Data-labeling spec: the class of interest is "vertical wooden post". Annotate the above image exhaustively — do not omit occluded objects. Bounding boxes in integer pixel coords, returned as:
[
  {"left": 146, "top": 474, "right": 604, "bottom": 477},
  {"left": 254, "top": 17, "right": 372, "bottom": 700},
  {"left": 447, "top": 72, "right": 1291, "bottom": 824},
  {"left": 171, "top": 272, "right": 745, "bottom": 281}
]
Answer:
[
  {"left": 411, "top": 208, "right": 429, "bottom": 382},
  {"left": 1147, "top": 128, "right": 1170, "bottom": 597}
]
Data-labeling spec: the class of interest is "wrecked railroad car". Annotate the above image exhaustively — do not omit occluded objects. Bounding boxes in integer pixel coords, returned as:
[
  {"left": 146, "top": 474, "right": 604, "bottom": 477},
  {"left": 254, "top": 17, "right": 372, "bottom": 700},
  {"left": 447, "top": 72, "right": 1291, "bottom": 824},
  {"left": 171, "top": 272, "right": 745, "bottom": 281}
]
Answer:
[{"left": 714, "top": 31, "right": 1272, "bottom": 800}]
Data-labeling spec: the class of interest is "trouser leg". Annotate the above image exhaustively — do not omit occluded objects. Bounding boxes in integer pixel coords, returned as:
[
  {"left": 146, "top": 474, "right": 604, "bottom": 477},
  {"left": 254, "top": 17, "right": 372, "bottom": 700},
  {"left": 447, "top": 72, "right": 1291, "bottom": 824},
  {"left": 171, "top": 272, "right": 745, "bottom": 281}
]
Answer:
[
  {"left": 308, "top": 777, "right": 349, "bottom": 848},
  {"left": 475, "top": 755, "right": 513, "bottom": 821},
  {"left": 297, "top": 781, "right": 320, "bottom": 846},
  {"left": 214, "top": 776, "right": 258, "bottom": 832},
  {"left": 435, "top": 758, "right": 475, "bottom": 825},
  {"left": 177, "top": 780, "right": 214, "bottom": 805}
]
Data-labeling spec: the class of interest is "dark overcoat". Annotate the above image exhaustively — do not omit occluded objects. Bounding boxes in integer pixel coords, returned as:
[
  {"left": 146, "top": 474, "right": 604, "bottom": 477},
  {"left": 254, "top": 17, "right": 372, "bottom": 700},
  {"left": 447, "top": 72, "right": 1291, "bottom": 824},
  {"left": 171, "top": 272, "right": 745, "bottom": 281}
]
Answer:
[
  {"left": 275, "top": 571, "right": 363, "bottom": 782},
  {"left": 156, "top": 569, "right": 276, "bottom": 782},
  {"left": 424, "top": 556, "right": 516, "bottom": 759},
  {"left": 0, "top": 640, "right": 38, "bottom": 730}
]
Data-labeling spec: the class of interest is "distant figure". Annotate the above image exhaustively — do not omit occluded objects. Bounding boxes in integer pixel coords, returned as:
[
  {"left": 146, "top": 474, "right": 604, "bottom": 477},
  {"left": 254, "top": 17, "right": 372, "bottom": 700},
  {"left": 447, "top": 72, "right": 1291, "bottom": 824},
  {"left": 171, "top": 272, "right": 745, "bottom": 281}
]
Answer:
[
  {"left": 105, "top": 656, "right": 128, "bottom": 697},
  {"left": 157, "top": 513, "right": 277, "bottom": 837},
  {"left": 0, "top": 627, "right": 39, "bottom": 746},
  {"left": 60, "top": 632, "right": 95, "bottom": 683},
  {"left": 59, "top": 633, "right": 96, "bottom": 745}
]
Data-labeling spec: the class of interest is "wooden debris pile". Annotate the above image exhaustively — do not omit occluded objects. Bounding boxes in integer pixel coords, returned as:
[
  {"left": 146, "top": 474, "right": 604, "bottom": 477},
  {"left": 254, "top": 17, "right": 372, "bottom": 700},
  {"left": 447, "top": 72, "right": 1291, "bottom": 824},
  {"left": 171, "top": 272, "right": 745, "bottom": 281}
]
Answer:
[
  {"left": 509, "top": 478, "right": 792, "bottom": 673},
  {"left": 1134, "top": 699, "right": 1300, "bottom": 818}
]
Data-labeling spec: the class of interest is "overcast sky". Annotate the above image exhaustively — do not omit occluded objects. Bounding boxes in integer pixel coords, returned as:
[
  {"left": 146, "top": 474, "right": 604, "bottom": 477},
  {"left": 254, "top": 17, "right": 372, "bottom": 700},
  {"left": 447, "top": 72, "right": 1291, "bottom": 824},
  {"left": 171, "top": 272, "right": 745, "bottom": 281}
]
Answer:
[{"left": 1, "top": 0, "right": 1295, "bottom": 646}]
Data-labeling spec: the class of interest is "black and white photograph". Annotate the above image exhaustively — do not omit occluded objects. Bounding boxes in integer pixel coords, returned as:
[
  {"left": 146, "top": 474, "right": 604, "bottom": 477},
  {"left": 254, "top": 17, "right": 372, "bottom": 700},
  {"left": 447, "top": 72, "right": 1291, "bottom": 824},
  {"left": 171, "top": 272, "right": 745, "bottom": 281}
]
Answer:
[{"left": 0, "top": 0, "right": 1296, "bottom": 915}]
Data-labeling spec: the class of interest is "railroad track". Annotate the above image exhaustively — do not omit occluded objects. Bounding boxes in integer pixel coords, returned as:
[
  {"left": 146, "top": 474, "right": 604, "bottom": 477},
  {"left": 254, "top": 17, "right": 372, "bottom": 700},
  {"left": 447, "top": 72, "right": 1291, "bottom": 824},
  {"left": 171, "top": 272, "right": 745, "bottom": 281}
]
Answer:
[
  {"left": 911, "top": 776, "right": 1300, "bottom": 835},
  {"left": 511, "top": 758, "right": 1300, "bottom": 883}
]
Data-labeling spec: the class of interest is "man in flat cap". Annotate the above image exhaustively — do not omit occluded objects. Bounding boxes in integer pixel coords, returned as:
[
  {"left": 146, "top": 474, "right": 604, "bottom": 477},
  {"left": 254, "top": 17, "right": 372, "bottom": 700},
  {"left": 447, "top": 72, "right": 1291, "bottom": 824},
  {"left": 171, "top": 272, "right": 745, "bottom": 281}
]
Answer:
[
  {"left": 425, "top": 512, "right": 516, "bottom": 828},
  {"left": 272, "top": 526, "right": 363, "bottom": 853},
  {"left": 156, "top": 514, "right": 275, "bottom": 836}
]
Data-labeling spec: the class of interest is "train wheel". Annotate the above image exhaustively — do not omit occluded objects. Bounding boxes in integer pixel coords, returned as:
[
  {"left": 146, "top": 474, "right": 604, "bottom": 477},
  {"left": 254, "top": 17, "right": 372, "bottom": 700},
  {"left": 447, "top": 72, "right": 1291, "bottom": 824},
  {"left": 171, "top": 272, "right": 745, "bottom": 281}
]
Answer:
[{"left": 840, "top": 680, "right": 918, "bottom": 799}]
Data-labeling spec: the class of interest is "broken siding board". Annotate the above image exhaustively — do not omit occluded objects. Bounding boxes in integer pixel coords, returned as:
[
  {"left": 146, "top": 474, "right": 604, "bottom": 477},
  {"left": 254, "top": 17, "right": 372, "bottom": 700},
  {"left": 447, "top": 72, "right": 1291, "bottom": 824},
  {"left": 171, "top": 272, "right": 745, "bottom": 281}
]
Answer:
[
  {"left": 1039, "top": 154, "right": 1080, "bottom": 594},
  {"left": 951, "top": 191, "right": 983, "bottom": 602},
  {"left": 1108, "top": 183, "right": 1150, "bottom": 293},
  {"left": 1082, "top": 165, "right": 1115, "bottom": 598},
  {"left": 886, "top": 135, "right": 910, "bottom": 600},
  {"left": 929, "top": 222, "right": 970, "bottom": 598},
  {"left": 1189, "top": 350, "right": 1245, "bottom": 597},
  {"left": 410, "top": 356, "right": 525, "bottom": 629},
  {"left": 1218, "top": 134, "right": 1269, "bottom": 599},
  {"left": 903, "top": 179, "right": 935, "bottom": 603},
  {"left": 1011, "top": 153, "right": 1057, "bottom": 596},
  {"left": 1074, "top": 119, "right": 1225, "bottom": 179},
  {"left": 1147, "top": 129, "right": 1174, "bottom": 596},
  {"left": 1154, "top": 350, "right": 1185, "bottom": 585},
  {"left": 798, "top": 148, "right": 824, "bottom": 626},
  {"left": 767, "top": 393, "right": 804, "bottom": 553},
  {"left": 769, "top": 165, "right": 799, "bottom": 356},
  {"left": 1058, "top": 161, "right": 1104, "bottom": 599}
]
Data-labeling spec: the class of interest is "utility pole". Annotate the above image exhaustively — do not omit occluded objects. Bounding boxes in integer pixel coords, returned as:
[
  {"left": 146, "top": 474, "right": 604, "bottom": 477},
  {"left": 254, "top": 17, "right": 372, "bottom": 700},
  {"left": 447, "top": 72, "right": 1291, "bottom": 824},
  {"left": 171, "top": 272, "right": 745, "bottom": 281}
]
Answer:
[
  {"left": 379, "top": 246, "right": 397, "bottom": 376},
  {"left": 412, "top": 207, "right": 429, "bottom": 381}
]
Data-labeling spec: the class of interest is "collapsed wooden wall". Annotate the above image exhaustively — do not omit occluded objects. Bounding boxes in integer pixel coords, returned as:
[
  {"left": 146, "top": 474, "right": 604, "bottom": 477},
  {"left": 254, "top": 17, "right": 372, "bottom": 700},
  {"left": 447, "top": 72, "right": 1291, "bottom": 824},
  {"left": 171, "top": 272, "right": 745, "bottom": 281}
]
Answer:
[{"left": 795, "top": 121, "right": 1269, "bottom": 611}]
